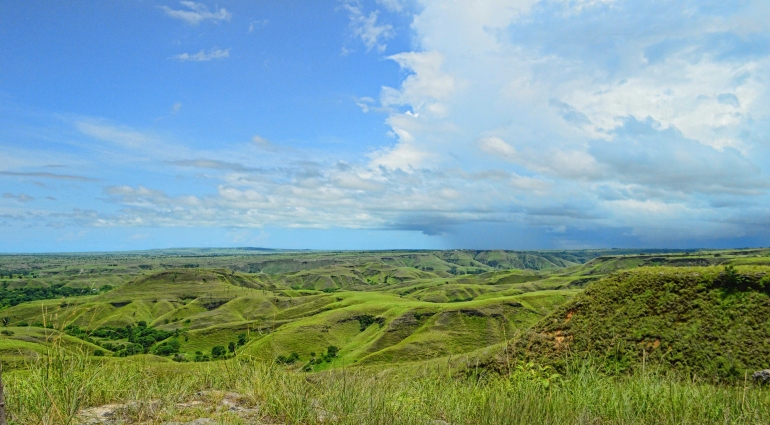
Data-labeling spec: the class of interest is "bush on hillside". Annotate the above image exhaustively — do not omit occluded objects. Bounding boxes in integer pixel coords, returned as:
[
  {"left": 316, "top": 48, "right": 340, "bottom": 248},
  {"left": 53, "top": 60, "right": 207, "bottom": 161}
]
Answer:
[
  {"left": 152, "top": 339, "right": 180, "bottom": 356},
  {"left": 356, "top": 314, "right": 385, "bottom": 331},
  {"left": 236, "top": 333, "right": 247, "bottom": 346},
  {"left": 276, "top": 352, "right": 300, "bottom": 365},
  {"left": 211, "top": 345, "right": 227, "bottom": 358}
]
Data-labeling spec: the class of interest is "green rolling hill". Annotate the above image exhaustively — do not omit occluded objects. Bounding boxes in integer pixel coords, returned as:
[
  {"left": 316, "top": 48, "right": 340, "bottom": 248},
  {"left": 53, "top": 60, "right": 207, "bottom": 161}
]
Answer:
[{"left": 2, "top": 247, "right": 770, "bottom": 380}]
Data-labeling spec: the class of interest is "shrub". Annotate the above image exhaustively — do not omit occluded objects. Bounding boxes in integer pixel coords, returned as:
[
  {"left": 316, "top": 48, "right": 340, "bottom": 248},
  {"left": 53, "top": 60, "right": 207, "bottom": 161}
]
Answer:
[
  {"left": 236, "top": 333, "right": 247, "bottom": 346},
  {"left": 276, "top": 352, "right": 300, "bottom": 365},
  {"left": 152, "top": 339, "right": 180, "bottom": 356},
  {"left": 211, "top": 345, "right": 227, "bottom": 358},
  {"left": 114, "top": 343, "right": 143, "bottom": 357},
  {"left": 319, "top": 345, "right": 340, "bottom": 363},
  {"left": 356, "top": 315, "right": 385, "bottom": 331}
]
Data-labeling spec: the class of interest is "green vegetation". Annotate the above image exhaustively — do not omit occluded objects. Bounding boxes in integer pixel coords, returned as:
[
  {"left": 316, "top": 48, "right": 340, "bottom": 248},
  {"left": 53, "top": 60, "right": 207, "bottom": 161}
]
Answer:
[
  {"left": 2, "top": 248, "right": 770, "bottom": 423},
  {"left": 507, "top": 265, "right": 770, "bottom": 381},
  {"left": 64, "top": 322, "right": 176, "bottom": 357},
  {"left": 3, "top": 343, "right": 770, "bottom": 425},
  {"left": 0, "top": 282, "right": 97, "bottom": 309}
]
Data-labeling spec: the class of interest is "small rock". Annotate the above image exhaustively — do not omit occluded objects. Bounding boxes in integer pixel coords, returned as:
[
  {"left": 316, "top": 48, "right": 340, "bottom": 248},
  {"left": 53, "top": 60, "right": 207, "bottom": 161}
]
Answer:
[
  {"left": 187, "top": 419, "right": 214, "bottom": 425},
  {"left": 77, "top": 403, "right": 125, "bottom": 425},
  {"left": 752, "top": 369, "right": 770, "bottom": 384},
  {"left": 176, "top": 400, "right": 205, "bottom": 408},
  {"left": 161, "top": 420, "right": 214, "bottom": 425}
]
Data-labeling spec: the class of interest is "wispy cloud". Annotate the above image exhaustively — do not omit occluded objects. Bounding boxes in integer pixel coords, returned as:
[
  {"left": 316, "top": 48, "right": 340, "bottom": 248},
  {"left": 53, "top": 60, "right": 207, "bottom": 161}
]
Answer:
[
  {"left": 375, "top": 0, "right": 404, "bottom": 13},
  {"left": 0, "top": 171, "right": 98, "bottom": 182},
  {"left": 72, "top": 120, "right": 189, "bottom": 164},
  {"left": 477, "top": 137, "right": 517, "bottom": 160},
  {"left": 248, "top": 19, "right": 268, "bottom": 33},
  {"left": 75, "top": 121, "right": 151, "bottom": 148},
  {"left": 171, "top": 48, "right": 230, "bottom": 62},
  {"left": 3, "top": 193, "right": 34, "bottom": 202},
  {"left": 160, "top": 1, "right": 231, "bottom": 25},
  {"left": 342, "top": 1, "right": 394, "bottom": 52},
  {"left": 168, "top": 159, "right": 259, "bottom": 172},
  {"left": 251, "top": 135, "right": 281, "bottom": 152}
]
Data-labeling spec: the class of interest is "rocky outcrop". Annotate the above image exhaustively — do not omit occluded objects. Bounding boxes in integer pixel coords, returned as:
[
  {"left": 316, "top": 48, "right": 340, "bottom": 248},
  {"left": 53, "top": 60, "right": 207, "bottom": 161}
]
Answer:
[
  {"left": 752, "top": 369, "right": 770, "bottom": 384},
  {"left": 77, "top": 391, "right": 262, "bottom": 425}
]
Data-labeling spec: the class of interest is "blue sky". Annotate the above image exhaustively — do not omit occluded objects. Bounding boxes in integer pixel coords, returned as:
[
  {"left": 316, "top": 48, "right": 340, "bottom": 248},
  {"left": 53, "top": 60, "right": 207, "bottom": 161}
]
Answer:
[{"left": 1, "top": 0, "right": 770, "bottom": 252}]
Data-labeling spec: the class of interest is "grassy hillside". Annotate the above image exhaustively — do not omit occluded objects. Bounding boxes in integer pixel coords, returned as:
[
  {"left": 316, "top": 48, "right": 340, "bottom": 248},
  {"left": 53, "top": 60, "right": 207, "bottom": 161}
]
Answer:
[
  {"left": 0, "top": 267, "right": 577, "bottom": 368},
  {"left": 3, "top": 249, "right": 770, "bottom": 373},
  {"left": 506, "top": 265, "right": 770, "bottom": 380},
  {"left": 3, "top": 249, "right": 770, "bottom": 423},
  {"left": 241, "top": 290, "right": 576, "bottom": 369}
]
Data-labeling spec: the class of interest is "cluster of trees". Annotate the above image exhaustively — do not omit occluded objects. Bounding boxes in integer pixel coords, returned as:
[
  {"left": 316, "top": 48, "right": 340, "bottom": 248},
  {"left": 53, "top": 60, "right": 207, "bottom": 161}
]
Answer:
[
  {"left": 276, "top": 352, "right": 300, "bottom": 365},
  {"left": 0, "top": 283, "right": 102, "bottom": 309},
  {"left": 188, "top": 332, "right": 248, "bottom": 362},
  {"left": 356, "top": 314, "right": 385, "bottom": 331},
  {"left": 58, "top": 321, "right": 254, "bottom": 362},
  {"left": 276, "top": 345, "right": 340, "bottom": 371},
  {"left": 446, "top": 267, "right": 486, "bottom": 275},
  {"left": 0, "top": 268, "right": 35, "bottom": 279},
  {"left": 152, "top": 339, "right": 181, "bottom": 356},
  {"left": 64, "top": 321, "right": 178, "bottom": 357}
]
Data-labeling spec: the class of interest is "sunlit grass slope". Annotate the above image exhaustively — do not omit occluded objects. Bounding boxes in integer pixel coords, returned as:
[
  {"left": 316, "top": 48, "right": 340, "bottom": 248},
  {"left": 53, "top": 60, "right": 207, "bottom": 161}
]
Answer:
[
  {"left": 1, "top": 267, "right": 578, "bottom": 366},
  {"left": 242, "top": 290, "right": 577, "bottom": 369},
  {"left": 0, "top": 326, "right": 104, "bottom": 368}
]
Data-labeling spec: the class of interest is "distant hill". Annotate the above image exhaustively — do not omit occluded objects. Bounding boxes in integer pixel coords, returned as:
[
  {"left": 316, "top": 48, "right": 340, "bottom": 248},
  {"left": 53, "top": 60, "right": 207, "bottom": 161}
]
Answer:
[{"left": 0, "top": 248, "right": 701, "bottom": 281}]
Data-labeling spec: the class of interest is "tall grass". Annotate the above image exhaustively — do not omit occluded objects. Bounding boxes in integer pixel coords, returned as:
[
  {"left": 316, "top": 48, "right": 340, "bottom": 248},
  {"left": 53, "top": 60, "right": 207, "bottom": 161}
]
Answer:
[{"left": 4, "top": 348, "right": 770, "bottom": 424}]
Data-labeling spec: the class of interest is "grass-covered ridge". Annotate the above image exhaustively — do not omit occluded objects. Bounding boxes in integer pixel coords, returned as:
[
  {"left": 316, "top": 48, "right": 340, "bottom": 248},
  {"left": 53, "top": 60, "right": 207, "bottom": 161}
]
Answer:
[{"left": 507, "top": 265, "right": 770, "bottom": 380}]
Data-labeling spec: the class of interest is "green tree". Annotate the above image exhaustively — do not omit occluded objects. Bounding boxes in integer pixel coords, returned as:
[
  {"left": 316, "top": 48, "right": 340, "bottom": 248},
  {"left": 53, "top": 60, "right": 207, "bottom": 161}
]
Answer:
[{"left": 211, "top": 345, "right": 226, "bottom": 358}]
